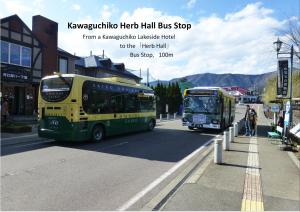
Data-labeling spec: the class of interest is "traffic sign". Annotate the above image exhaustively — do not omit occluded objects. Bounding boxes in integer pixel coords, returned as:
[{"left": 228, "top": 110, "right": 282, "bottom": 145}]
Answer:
[{"left": 270, "top": 104, "right": 280, "bottom": 113}]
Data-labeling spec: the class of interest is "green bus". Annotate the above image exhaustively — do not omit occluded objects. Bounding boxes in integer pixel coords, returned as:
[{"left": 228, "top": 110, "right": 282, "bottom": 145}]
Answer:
[
  {"left": 38, "top": 74, "right": 156, "bottom": 142},
  {"left": 182, "top": 87, "right": 235, "bottom": 130}
]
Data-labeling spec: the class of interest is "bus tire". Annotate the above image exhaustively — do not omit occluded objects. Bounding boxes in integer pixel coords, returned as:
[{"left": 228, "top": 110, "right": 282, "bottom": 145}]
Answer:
[
  {"left": 148, "top": 119, "right": 155, "bottom": 131},
  {"left": 92, "top": 125, "right": 104, "bottom": 142},
  {"left": 188, "top": 126, "right": 194, "bottom": 130}
]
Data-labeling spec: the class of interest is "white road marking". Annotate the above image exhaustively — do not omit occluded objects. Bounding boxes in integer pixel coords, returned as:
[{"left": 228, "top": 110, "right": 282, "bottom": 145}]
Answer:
[
  {"left": 4, "top": 140, "right": 53, "bottom": 148},
  {"left": 1, "top": 133, "right": 38, "bottom": 141},
  {"left": 116, "top": 137, "right": 215, "bottom": 211},
  {"left": 101, "top": 142, "right": 129, "bottom": 150}
]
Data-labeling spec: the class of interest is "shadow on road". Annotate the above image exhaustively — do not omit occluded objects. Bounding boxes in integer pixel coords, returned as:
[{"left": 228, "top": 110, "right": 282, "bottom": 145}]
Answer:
[
  {"left": 1, "top": 127, "right": 215, "bottom": 162},
  {"left": 221, "top": 162, "right": 261, "bottom": 170}
]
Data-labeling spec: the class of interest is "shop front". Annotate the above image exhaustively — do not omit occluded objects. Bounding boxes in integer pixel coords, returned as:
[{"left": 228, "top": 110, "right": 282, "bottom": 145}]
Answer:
[{"left": 1, "top": 65, "right": 37, "bottom": 115}]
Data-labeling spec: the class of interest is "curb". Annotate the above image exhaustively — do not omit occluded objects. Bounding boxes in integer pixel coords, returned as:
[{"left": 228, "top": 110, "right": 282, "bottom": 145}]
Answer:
[
  {"left": 117, "top": 137, "right": 216, "bottom": 211},
  {"left": 287, "top": 151, "right": 300, "bottom": 169},
  {"left": 140, "top": 140, "right": 215, "bottom": 211}
]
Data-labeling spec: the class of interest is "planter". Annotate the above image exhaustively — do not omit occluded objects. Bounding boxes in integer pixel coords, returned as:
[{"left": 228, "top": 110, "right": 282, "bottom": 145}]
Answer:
[{"left": 1, "top": 122, "right": 32, "bottom": 133}]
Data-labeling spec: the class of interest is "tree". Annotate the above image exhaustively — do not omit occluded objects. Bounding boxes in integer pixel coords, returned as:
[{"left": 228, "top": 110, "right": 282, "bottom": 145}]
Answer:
[{"left": 282, "top": 18, "right": 300, "bottom": 59}]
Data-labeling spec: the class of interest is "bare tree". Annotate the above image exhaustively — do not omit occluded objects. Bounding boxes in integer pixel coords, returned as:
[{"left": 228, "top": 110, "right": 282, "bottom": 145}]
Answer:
[{"left": 287, "top": 19, "right": 300, "bottom": 59}]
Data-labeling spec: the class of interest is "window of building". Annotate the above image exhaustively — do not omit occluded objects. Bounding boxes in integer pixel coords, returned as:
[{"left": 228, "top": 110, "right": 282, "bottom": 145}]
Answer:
[
  {"left": 59, "top": 57, "right": 68, "bottom": 74},
  {"left": 21, "top": 47, "right": 31, "bottom": 67},
  {"left": 1, "top": 41, "right": 9, "bottom": 63},
  {"left": 10, "top": 43, "right": 21, "bottom": 65},
  {"left": 1, "top": 42, "right": 31, "bottom": 67}
]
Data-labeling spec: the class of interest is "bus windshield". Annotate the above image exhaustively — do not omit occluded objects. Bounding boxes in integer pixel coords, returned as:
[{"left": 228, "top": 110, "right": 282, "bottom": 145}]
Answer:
[
  {"left": 184, "top": 96, "right": 220, "bottom": 114},
  {"left": 41, "top": 77, "right": 73, "bottom": 102}
]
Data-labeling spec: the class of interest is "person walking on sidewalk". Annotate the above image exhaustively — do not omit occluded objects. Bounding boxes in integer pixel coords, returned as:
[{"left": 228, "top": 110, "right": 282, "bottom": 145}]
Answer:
[
  {"left": 249, "top": 107, "right": 257, "bottom": 136},
  {"left": 244, "top": 105, "right": 251, "bottom": 136},
  {"left": 1, "top": 96, "right": 9, "bottom": 124}
]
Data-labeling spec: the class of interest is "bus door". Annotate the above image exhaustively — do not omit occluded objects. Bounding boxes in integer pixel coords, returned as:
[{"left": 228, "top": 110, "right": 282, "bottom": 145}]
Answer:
[{"left": 220, "top": 97, "right": 224, "bottom": 128}]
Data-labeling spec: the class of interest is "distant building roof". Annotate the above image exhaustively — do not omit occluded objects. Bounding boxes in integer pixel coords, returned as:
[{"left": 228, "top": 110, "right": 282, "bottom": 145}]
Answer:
[
  {"left": 222, "top": 86, "right": 248, "bottom": 95},
  {"left": 75, "top": 55, "right": 141, "bottom": 81},
  {"left": 58, "top": 47, "right": 80, "bottom": 59}
]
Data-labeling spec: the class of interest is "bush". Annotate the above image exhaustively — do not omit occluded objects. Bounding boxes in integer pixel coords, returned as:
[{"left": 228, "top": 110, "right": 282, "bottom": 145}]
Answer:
[{"left": 1, "top": 122, "right": 32, "bottom": 133}]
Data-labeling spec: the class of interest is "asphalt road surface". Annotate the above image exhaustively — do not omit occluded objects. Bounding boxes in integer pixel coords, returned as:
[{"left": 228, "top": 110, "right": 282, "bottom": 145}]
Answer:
[{"left": 1, "top": 105, "right": 247, "bottom": 210}]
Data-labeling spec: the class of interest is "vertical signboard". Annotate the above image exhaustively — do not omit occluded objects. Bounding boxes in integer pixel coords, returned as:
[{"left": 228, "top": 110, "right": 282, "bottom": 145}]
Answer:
[{"left": 277, "top": 59, "right": 289, "bottom": 97}]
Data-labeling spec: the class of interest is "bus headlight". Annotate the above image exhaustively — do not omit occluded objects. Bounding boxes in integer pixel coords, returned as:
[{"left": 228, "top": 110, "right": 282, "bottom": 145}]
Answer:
[{"left": 212, "top": 119, "right": 219, "bottom": 124}]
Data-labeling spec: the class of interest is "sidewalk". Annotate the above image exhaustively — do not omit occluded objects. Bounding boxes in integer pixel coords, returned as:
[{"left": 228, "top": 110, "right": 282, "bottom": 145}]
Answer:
[{"left": 162, "top": 110, "right": 300, "bottom": 211}]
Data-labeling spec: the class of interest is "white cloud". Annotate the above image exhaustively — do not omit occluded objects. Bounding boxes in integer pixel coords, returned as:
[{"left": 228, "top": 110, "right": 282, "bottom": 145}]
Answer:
[
  {"left": 59, "top": 3, "right": 286, "bottom": 81},
  {"left": 100, "top": 4, "right": 119, "bottom": 21},
  {"left": 0, "top": 0, "right": 45, "bottom": 17},
  {"left": 71, "top": 4, "right": 81, "bottom": 11},
  {"left": 187, "top": 0, "right": 197, "bottom": 9},
  {"left": 1, "top": 0, "right": 32, "bottom": 16}
]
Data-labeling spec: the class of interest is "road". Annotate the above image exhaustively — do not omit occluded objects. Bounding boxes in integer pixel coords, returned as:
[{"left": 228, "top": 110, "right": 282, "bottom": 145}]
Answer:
[{"left": 1, "top": 105, "right": 247, "bottom": 210}]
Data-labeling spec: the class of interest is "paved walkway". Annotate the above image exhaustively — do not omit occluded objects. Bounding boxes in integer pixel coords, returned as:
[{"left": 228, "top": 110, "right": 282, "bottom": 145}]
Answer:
[{"left": 162, "top": 105, "right": 300, "bottom": 211}]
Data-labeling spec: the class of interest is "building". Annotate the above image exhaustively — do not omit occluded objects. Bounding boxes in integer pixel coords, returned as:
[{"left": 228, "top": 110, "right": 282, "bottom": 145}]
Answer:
[
  {"left": 1, "top": 15, "right": 43, "bottom": 115},
  {"left": 1, "top": 14, "right": 141, "bottom": 116},
  {"left": 74, "top": 54, "right": 142, "bottom": 83},
  {"left": 1, "top": 14, "right": 78, "bottom": 115}
]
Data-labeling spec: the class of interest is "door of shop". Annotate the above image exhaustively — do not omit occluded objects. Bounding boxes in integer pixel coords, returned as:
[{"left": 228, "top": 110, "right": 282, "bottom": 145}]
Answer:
[{"left": 14, "top": 86, "right": 25, "bottom": 115}]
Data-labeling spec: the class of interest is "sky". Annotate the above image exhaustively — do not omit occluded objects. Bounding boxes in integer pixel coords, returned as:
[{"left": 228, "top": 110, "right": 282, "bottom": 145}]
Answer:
[{"left": 1, "top": 0, "right": 299, "bottom": 81}]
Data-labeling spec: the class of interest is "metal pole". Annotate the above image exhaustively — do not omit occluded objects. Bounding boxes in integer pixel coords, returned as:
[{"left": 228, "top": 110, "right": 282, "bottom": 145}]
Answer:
[
  {"left": 229, "top": 127, "right": 234, "bottom": 143},
  {"left": 214, "top": 138, "right": 223, "bottom": 164},
  {"left": 147, "top": 68, "right": 149, "bottom": 87},
  {"left": 223, "top": 131, "right": 229, "bottom": 151},
  {"left": 290, "top": 45, "right": 293, "bottom": 128},
  {"left": 234, "top": 123, "right": 238, "bottom": 137},
  {"left": 160, "top": 114, "right": 162, "bottom": 122}
]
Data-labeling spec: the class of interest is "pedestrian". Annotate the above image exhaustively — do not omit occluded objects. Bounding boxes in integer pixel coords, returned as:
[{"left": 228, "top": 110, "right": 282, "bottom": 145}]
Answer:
[
  {"left": 1, "top": 96, "right": 9, "bottom": 123},
  {"left": 249, "top": 107, "right": 257, "bottom": 136},
  {"left": 244, "top": 105, "right": 251, "bottom": 136},
  {"left": 277, "top": 116, "right": 284, "bottom": 128}
]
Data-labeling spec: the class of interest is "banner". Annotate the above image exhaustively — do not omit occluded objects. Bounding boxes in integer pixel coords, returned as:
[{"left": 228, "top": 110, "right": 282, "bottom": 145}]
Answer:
[{"left": 277, "top": 59, "right": 289, "bottom": 97}]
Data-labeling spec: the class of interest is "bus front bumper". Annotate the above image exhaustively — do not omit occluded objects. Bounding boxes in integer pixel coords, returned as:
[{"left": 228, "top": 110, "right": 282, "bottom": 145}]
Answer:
[{"left": 182, "top": 121, "right": 220, "bottom": 129}]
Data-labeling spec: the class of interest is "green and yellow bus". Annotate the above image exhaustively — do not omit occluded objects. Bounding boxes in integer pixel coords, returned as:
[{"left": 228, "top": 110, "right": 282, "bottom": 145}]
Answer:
[
  {"left": 38, "top": 74, "right": 156, "bottom": 142},
  {"left": 182, "top": 87, "right": 235, "bottom": 130}
]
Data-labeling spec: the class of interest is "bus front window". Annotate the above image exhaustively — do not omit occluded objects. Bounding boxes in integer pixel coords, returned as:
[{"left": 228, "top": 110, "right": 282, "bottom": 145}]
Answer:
[
  {"left": 41, "top": 77, "right": 73, "bottom": 102},
  {"left": 184, "top": 96, "right": 220, "bottom": 114}
]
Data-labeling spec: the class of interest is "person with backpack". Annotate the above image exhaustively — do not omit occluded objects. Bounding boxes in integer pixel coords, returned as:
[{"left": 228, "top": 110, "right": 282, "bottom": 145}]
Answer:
[
  {"left": 1, "top": 96, "right": 9, "bottom": 123},
  {"left": 249, "top": 107, "right": 257, "bottom": 136},
  {"left": 244, "top": 105, "right": 251, "bottom": 136}
]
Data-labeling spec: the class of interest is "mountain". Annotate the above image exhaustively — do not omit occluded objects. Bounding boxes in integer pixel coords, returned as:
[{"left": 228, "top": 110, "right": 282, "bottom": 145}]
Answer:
[{"left": 150, "top": 72, "right": 276, "bottom": 91}]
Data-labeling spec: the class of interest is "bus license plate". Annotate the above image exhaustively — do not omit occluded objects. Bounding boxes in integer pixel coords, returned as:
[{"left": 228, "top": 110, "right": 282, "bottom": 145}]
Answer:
[{"left": 193, "top": 114, "right": 206, "bottom": 124}]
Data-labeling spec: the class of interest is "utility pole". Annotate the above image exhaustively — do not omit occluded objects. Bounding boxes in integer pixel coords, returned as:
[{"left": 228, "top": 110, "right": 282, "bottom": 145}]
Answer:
[
  {"left": 139, "top": 68, "right": 141, "bottom": 78},
  {"left": 147, "top": 68, "right": 149, "bottom": 86},
  {"left": 290, "top": 45, "right": 294, "bottom": 126}
]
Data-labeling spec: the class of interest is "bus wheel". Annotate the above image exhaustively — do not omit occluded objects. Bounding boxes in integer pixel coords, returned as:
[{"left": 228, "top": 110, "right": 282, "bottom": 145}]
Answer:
[
  {"left": 92, "top": 125, "right": 104, "bottom": 142},
  {"left": 188, "top": 126, "right": 194, "bottom": 130},
  {"left": 148, "top": 119, "right": 155, "bottom": 131}
]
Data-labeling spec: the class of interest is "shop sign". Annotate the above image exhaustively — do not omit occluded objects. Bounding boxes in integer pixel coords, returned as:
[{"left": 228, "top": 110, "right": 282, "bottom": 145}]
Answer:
[
  {"left": 1, "top": 67, "right": 31, "bottom": 82},
  {"left": 277, "top": 59, "right": 289, "bottom": 97}
]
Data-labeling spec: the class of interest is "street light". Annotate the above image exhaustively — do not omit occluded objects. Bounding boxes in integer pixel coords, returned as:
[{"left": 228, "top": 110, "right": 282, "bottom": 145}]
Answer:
[
  {"left": 273, "top": 37, "right": 298, "bottom": 130},
  {"left": 273, "top": 37, "right": 283, "bottom": 53}
]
